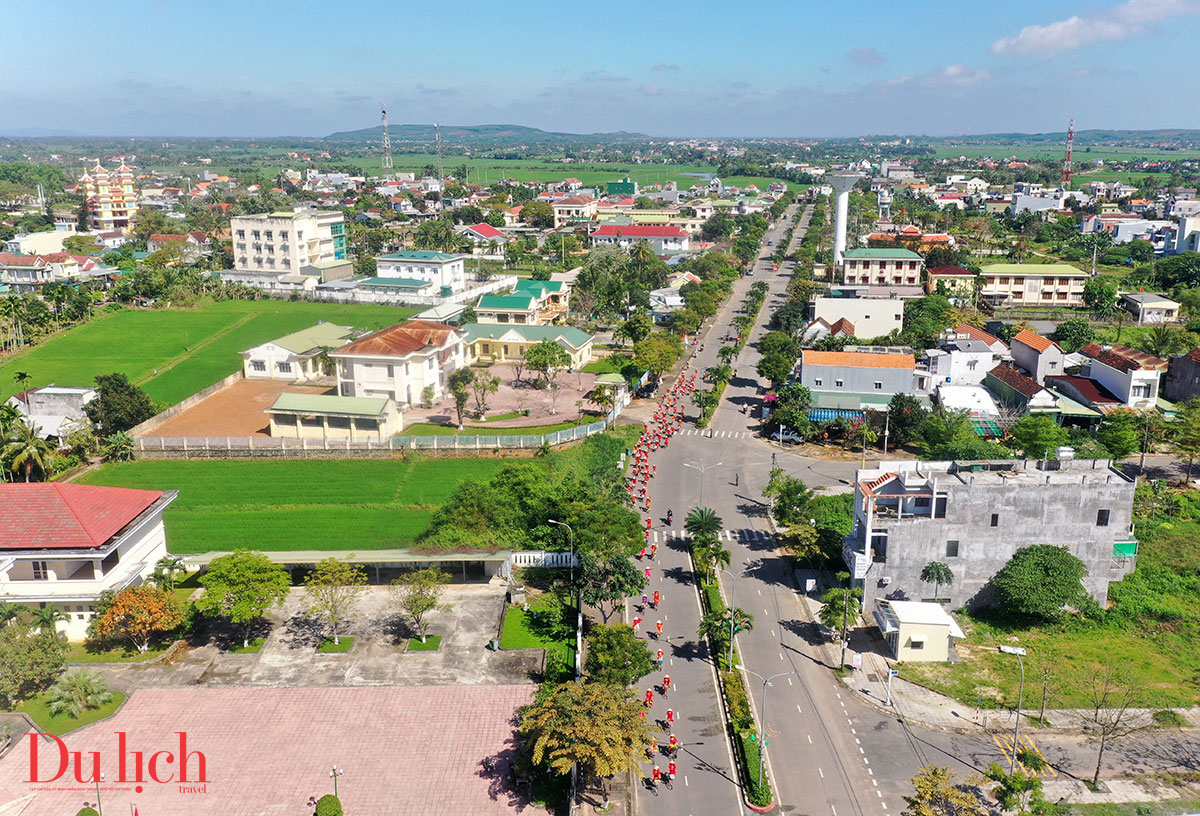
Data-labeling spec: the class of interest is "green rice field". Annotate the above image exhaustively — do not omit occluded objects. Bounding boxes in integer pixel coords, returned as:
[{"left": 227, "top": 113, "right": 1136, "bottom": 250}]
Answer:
[
  {"left": 73, "top": 457, "right": 522, "bottom": 553},
  {"left": 0, "top": 300, "right": 417, "bottom": 406}
]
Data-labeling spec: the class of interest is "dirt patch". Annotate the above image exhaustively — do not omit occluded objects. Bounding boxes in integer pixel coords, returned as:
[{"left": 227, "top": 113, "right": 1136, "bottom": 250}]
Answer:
[{"left": 143, "top": 378, "right": 333, "bottom": 438}]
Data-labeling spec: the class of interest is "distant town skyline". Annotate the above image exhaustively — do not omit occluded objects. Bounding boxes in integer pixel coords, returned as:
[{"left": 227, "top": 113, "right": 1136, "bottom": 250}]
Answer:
[{"left": 3, "top": 0, "right": 1199, "bottom": 138}]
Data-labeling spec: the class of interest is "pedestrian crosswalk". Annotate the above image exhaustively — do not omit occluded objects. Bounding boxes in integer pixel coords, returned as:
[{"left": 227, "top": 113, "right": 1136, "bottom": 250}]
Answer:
[
  {"left": 678, "top": 429, "right": 752, "bottom": 439},
  {"left": 646, "top": 528, "right": 776, "bottom": 544}
]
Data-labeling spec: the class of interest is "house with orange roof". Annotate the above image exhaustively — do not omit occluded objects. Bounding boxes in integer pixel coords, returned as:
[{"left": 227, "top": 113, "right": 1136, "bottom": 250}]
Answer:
[
  {"left": 1011, "top": 330, "right": 1065, "bottom": 383},
  {"left": 799, "top": 349, "right": 929, "bottom": 410},
  {"left": 330, "top": 320, "right": 465, "bottom": 409}
]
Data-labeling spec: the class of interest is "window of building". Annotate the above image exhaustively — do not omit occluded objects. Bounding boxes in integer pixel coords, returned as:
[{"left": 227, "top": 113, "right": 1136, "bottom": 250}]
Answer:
[
  {"left": 874, "top": 381, "right": 883, "bottom": 390},
  {"left": 990, "top": 513, "right": 999, "bottom": 527},
  {"left": 835, "top": 379, "right": 844, "bottom": 388},
  {"left": 814, "top": 378, "right": 823, "bottom": 386},
  {"left": 915, "top": 496, "right": 931, "bottom": 507},
  {"left": 32, "top": 561, "right": 48, "bottom": 580},
  {"left": 1049, "top": 361, "right": 1058, "bottom": 370},
  {"left": 250, "top": 360, "right": 266, "bottom": 372},
  {"left": 946, "top": 540, "right": 960, "bottom": 558},
  {"left": 276, "top": 362, "right": 291, "bottom": 374},
  {"left": 1097, "top": 509, "right": 1110, "bottom": 527},
  {"left": 908, "top": 639, "right": 925, "bottom": 650}
]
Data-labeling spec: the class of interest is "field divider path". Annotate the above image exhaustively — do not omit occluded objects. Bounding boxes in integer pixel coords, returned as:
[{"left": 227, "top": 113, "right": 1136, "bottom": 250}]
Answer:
[{"left": 133, "top": 312, "right": 258, "bottom": 388}]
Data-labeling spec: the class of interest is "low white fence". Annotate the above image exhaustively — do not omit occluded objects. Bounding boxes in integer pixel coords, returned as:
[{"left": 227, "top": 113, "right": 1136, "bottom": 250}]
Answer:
[
  {"left": 509, "top": 551, "right": 580, "bottom": 569},
  {"left": 135, "top": 398, "right": 628, "bottom": 458}
]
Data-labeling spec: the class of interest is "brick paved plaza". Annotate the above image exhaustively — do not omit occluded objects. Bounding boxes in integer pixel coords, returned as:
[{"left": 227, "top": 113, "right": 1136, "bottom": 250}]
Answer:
[{"left": 0, "top": 685, "right": 541, "bottom": 816}]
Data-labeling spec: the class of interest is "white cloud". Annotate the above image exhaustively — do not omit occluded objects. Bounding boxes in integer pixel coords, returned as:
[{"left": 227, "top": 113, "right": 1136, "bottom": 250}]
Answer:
[
  {"left": 883, "top": 64, "right": 991, "bottom": 89},
  {"left": 990, "top": 0, "right": 1200, "bottom": 56},
  {"left": 846, "top": 47, "right": 886, "bottom": 67},
  {"left": 923, "top": 64, "right": 992, "bottom": 87}
]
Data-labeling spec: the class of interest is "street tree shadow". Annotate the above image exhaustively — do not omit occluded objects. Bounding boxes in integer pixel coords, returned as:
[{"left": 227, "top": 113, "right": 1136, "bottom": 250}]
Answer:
[
  {"left": 778, "top": 617, "right": 825, "bottom": 648},
  {"left": 281, "top": 612, "right": 326, "bottom": 649}
]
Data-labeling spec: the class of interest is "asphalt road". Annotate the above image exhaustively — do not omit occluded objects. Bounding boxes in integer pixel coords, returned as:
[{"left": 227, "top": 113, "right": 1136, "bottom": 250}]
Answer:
[
  {"left": 637, "top": 205, "right": 998, "bottom": 816},
  {"left": 630, "top": 203, "right": 1200, "bottom": 815}
]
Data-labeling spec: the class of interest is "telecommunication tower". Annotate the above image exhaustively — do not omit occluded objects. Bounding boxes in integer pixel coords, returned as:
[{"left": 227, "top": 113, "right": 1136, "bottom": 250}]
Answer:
[
  {"left": 1061, "top": 118, "right": 1075, "bottom": 188},
  {"left": 380, "top": 105, "right": 393, "bottom": 171},
  {"left": 435, "top": 123, "right": 444, "bottom": 182}
]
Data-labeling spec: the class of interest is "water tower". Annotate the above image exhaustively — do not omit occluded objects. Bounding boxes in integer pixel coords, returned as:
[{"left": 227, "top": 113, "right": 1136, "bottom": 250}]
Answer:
[{"left": 830, "top": 173, "right": 862, "bottom": 266}]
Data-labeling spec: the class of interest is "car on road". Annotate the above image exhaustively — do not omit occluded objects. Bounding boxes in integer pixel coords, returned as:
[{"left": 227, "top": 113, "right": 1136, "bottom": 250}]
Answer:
[{"left": 770, "top": 428, "right": 804, "bottom": 444}]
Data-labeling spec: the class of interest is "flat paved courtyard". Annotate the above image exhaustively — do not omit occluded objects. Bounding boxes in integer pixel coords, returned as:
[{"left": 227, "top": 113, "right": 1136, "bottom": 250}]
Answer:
[{"left": 0, "top": 685, "right": 542, "bottom": 816}]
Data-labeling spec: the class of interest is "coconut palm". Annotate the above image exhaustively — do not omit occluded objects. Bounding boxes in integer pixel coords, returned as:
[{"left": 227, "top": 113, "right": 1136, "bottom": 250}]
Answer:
[
  {"left": 685, "top": 507, "right": 723, "bottom": 540},
  {"left": 1139, "top": 325, "right": 1187, "bottom": 360},
  {"left": 46, "top": 669, "right": 114, "bottom": 719},
  {"left": 718, "top": 345, "right": 738, "bottom": 366},
  {"left": 706, "top": 365, "right": 733, "bottom": 385},
  {"left": 698, "top": 607, "right": 755, "bottom": 666},
  {"left": 586, "top": 387, "right": 616, "bottom": 415},
  {"left": 149, "top": 555, "right": 187, "bottom": 592},
  {"left": 919, "top": 561, "right": 954, "bottom": 602},
  {"left": 3, "top": 418, "right": 53, "bottom": 482},
  {"left": 11, "top": 370, "right": 32, "bottom": 393},
  {"left": 0, "top": 601, "right": 29, "bottom": 627},
  {"left": 29, "top": 605, "right": 69, "bottom": 636},
  {"left": 693, "top": 536, "right": 731, "bottom": 582}
]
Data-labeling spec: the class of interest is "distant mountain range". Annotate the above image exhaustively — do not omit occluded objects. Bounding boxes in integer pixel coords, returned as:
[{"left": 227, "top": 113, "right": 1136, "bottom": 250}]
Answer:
[
  {"left": 0, "top": 127, "right": 84, "bottom": 138},
  {"left": 929, "top": 129, "right": 1200, "bottom": 146},
  {"left": 324, "top": 123, "right": 648, "bottom": 145}
]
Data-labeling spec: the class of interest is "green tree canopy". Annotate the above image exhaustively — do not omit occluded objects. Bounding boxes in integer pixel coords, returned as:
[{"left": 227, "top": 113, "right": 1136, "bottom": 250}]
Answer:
[
  {"left": 633, "top": 332, "right": 683, "bottom": 381},
  {"left": 584, "top": 623, "right": 655, "bottom": 687},
  {"left": 1053, "top": 317, "right": 1095, "bottom": 352},
  {"left": 84, "top": 372, "right": 156, "bottom": 434},
  {"left": 1009, "top": 414, "right": 1069, "bottom": 459},
  {"left": 992, "top": 545, "right": 1089, "bottom": 620},
  {"left": 195, "top": 550, "right": 291, "bottom": 647}
]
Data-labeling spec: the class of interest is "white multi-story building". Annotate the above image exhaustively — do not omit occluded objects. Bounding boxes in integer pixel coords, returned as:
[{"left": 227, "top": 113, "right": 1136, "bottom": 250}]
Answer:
[
  {"left": 374, "top": 250, "right": 466, "bottom": 292},
  {"left": 0, "top": 483, "right": 177, "bottom": 641},
  {"left": 331, "top": 320, "right": 465, "bottom": 409},
  {"left": 925, "top": 338, "right": 996, "bottom": 386},
  {"left": 230, "top": 207, "right": 348, "bottom": 274}
]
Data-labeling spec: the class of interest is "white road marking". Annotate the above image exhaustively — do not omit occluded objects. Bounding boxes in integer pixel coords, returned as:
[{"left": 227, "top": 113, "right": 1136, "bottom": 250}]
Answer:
[
  {"left": 839, "top": 700, "right": 845, "bottom": 707},
  {"left": 798, "top": 705, "right": 803, "bottom": 714},
  {"left": 876, "top": 791, "right": 883, "bottom": 798},
  {"left": 855, "top": 738, "right": 860, "bottom": 745},
  {"left": 836, "top": 693, "right": 841, "bottom": 699},
  {"left": 868, "top": 768, "right": 873, "bottom": 776},
  {"left": 831, "top": 805, "right": 837, "bottom": 816},
  {"left": 807, "top": 733, "right": 812, "bottom": 743},
  {"left": 758, "top": 588, "right": 762, "bottom": 596},
  {"left": 779, "top": 651, "right": 785, "bottom": 661},
  {"left": 787, "top": 677, "right": 793, "bottom": 686},
  {"left": 872, "top": 780, "right": 878, "bottom": 787},
  {"left": 771, "top": 629, "right": 776, "bottom": 637},
  {"left": 858, "top": 747, "right": 865, "bottom": 754},
  {"left": 882, "top": 804, "right": 888, "bottom": 810},
  {"left": 851, "top": 728, "right": 856, "bottom": 735},
  {"left": 684, "top": 776, "right": 689, "bottom": 787},
  {"left": 818, "top": 767, "right": 824, "bottom": 778},
  {"left": 863, "top": 757, "right": 870, "bottom": 765}
]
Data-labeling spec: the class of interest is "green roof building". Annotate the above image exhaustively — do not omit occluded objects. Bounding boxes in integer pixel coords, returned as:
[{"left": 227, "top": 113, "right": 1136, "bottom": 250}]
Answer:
[
  {"left": 267, "top": 392, "right": 401, "bottom": 440},
  {"left": 242, "top": 322, "right": 360, "bottom": 382},
  {"left": 460, "top": 322, "right": 594, "bottom": 369}
]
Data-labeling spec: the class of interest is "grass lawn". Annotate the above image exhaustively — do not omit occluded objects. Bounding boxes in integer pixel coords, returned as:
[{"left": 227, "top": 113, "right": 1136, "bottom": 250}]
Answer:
[
  {"left": 318, "top": 636, "right": 355, "bottom": 653},
  {"left": 19, "top": 692, "right": 126, "bottom": 736},
  {"left": 500, "top": 602, "right": 575, "bottom": 668},
  {"left": 406, "top": 634, "right": 442, "bottom": 651},
  {"left": 1074, "top": 802, "right": 1200, "bottom": 816},
  {"left": 74, "top": 457, "right": 523, "bottom": 553},
  {"left": 0, "top": 299, "right": 416, "bottom": 406},
  {"left": 900, "top": 517, "right": 1200, "bottom": 711},
  {"left": 399, "top": 418, "right": 595, "bottom": 436},
  {"left": 65, "top": 642, "right": 173, "bottom": 663},
  {"left": 226, "top": 637, "right": 266, "bottom": 654}
]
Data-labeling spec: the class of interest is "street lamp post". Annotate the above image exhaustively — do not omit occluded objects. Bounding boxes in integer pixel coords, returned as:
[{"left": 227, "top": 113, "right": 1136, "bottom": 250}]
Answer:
[
  {"left": 547, "top": 519, "right": 581, "bottom": 681},
  {"left": 330, "top": 764, "right": 344, "bottom": 798},
  {"left": 717, "top": 568, "right": 747, "bottom": 671},
  {"left": 94, "top": 770, "right": 105, "bottom": 816},
  {"left": 998, "top": 645, "right": 1027, "bottom": 775},
  {"left": 682, "top": 459, "right": 723, "bottom": 508},
  {"left": 736, "top": 666, "right": 798, "bottom": 790}
]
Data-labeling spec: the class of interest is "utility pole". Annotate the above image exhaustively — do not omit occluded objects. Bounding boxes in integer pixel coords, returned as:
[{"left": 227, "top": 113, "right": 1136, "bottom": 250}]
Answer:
[{"left": 998, "top": 645, "right": 1027, "bottom": 775}]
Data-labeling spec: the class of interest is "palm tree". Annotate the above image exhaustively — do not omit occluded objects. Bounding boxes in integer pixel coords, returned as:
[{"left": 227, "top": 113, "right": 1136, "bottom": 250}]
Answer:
[
  {"left": 629, "top": 239, "right": 655, "bottom": 277},
  {"left": 706, "top": 364, "right": 733, "bottom": 385},
  {"left": 3, "top": 419, "right": 53, "bottom": 482},
  {"left": 718, "top": 345, "right": 738, "bottom": 366},
  {"left": 11, "top": 370, "right": 32, "bottom": 393},
  {"left": 685, "top": 507, "right": 723, "bottom": 540},
  {"left": 46, "top": 669, "right": 114, "bottom": 719},
  {"left": 919, "top": 562, "right": 954, "bottom": 602},
  {"left": 0, "top": 601, "right": 29, "bottom": 627},
  {"left": 698, "top": 607, "right": 755, "bottom": 667},
  {"left": 1139, "top": 325, "right": 1185, "bottom": 360},
  {"left": 694, "top": 538, "right": 732, "bottom": 581},
  {"left": 586, "top": 387, "right": 616, "bottom": 415},
  {"left": 29, "top": 605, "right": 69, "bottom": 636},
  {"left": 0, "top": 402, "right": 19, "bottom": 435},
  {"left": 149, "top": 555, "right": 187, "bottom": 592}
]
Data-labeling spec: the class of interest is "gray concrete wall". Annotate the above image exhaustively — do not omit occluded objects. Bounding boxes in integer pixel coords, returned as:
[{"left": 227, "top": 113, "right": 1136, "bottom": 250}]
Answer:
[
  {"left": 801, "top": 362, "right": 911, "bottom": 395},
  {"left": 856, "top": 470, "right": 1136, "bottom": 611}
]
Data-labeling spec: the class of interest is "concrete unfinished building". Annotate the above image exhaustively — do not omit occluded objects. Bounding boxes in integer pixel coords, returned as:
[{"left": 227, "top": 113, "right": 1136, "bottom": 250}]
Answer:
[{"left": 843, "top": 457, "right": 1138, "bottom": 611}]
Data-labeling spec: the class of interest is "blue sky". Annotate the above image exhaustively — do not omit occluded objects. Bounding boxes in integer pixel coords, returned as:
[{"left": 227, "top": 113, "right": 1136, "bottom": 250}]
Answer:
[{"left": 3, "top": 0, "right": 1199, "bottom": 138}]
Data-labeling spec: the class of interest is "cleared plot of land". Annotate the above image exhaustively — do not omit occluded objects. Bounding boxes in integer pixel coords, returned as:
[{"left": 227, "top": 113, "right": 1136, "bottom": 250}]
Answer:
[
  {"left": 145, "top": 378, "right": 330, "bottom": 438},
  {"left": 74, "top": 457, "right": 523, "bottom": 553},
  {"left": 0, "top": 299, "right": 415, "bottom": 406}
]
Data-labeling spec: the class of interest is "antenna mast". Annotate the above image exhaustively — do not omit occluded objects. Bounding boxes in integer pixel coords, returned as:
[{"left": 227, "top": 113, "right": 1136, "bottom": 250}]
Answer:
[
  {"left": 1061, "top": 118, "right": 1075, "bottom": 189},
  {"left": 380, "top": 104, "right": 393, "bottom": 172}
]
